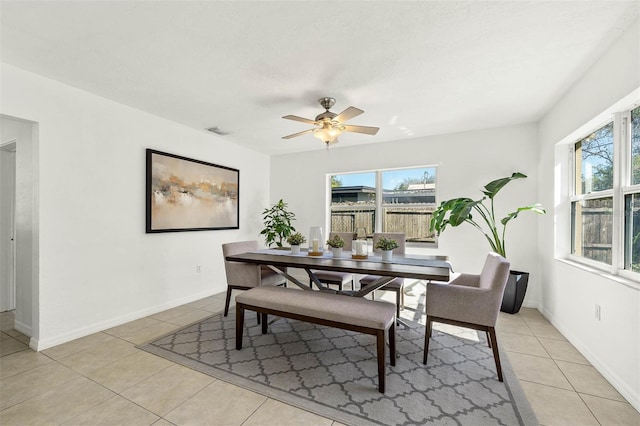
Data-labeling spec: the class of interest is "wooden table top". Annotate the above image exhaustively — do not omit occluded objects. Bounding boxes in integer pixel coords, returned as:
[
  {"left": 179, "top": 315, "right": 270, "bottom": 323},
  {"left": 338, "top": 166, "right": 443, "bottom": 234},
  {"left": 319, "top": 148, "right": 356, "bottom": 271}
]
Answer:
[{"left": 226, "top": 249, "right": 451, "bottom": 282}]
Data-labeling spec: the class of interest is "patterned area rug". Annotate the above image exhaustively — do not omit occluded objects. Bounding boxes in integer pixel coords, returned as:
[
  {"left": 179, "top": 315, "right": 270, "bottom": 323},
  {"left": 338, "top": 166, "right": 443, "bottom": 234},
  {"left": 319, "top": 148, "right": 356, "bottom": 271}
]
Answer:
[{"left": 140, "top": 309, "right": 537, "bottom": 426}]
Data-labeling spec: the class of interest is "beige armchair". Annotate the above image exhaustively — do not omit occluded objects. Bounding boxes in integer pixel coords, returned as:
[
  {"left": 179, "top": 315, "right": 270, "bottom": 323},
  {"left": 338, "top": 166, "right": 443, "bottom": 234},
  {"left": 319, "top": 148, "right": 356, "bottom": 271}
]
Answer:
[
  {"left": 423, "top": 252, "right": 510, "bottom": 381},
  {"left": 359, "top": 233, "right": 406, "bottom": 317},
  {"left": 222, "top": 241, "right": 286, "bottom": 317},
  {"left": 311, "top": 232, "right": 355, "bottom": 290}
]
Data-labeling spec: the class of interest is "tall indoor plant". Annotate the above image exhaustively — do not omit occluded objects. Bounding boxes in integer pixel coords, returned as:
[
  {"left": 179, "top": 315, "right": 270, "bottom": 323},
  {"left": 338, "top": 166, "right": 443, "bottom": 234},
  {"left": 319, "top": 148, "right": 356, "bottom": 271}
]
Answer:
[
  {"left": 260, "top": 199, "right": 296, "bottom": 248},
  {"left": 429, "top": 172, "right": 546, "bottom": 313}
]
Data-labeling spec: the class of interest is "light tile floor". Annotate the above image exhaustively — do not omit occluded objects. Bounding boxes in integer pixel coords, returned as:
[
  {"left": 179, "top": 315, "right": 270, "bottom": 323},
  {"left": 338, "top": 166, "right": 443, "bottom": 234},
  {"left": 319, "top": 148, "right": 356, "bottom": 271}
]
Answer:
[{"left": 1, "top": 289, "right": 638, "bottom": 425}]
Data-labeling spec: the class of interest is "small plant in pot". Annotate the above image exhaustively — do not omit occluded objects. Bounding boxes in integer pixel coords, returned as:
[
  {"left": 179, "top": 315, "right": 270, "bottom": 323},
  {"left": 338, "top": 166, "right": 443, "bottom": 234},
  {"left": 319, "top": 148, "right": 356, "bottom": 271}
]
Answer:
[
  {"left": 260, "top": 199, "right": 296, "bottom": 248},
  {"left": 429, "top": 172, "right": 546, "bottom": 313},
  {"left": 375, "top": 236, "right": 399, "bottom": 261},
  {"left": 287, "top": 232, "right": 306, "bottom": 255},
  {"left": 326, "top": 234, "right": 345, "bottom": 258}
]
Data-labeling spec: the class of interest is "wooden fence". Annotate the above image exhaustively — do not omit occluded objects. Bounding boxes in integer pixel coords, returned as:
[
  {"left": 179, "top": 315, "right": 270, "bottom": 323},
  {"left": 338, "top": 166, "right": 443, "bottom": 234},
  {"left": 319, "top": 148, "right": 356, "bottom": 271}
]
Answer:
[
  {"left": 330, "top": 206, "right": 436, "bottom": 242},
  {"left": 577, "top": 203, "right": 612, "bottom": 264}
]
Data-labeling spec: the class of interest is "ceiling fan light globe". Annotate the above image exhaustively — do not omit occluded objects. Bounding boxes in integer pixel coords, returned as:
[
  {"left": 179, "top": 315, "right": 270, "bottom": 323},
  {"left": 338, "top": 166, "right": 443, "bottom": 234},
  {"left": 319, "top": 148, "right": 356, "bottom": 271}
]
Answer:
[{"left": 313, "top": 125, "right": 341, "bottom": 143}]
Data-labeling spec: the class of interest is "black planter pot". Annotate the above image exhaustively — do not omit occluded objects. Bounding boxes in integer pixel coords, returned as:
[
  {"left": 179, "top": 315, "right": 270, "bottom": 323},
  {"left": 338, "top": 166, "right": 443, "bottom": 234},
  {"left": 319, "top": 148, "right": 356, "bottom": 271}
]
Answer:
[{"left": 500, "top": 270, "right": 529, "bottom": 314}]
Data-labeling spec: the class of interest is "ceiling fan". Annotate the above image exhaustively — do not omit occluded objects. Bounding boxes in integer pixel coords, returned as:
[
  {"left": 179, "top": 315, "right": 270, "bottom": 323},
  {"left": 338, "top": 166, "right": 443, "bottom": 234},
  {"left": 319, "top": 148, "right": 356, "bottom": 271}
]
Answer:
[{"left": 282, "top": 97, "right": 379, "bottom": 147}]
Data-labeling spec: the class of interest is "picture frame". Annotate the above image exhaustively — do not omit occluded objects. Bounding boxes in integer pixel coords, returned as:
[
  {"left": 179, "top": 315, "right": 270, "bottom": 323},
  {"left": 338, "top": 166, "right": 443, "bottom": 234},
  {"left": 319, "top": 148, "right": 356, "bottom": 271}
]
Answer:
[{"left": 146, "top": 149, "right": 239, "bottom": 233}]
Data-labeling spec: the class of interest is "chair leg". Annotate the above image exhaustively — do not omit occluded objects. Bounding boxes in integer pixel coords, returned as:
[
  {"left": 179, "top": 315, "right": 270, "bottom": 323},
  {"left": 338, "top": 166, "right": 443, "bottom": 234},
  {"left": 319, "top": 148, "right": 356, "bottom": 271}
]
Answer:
[
  {"left": 423, "top": 316, "right": 433, "bottom": 364},
  {"left": 486, "top": 330, "right": 491, "bottom": 348},
  {"left": 224, "top": 287, "right": 233, "bottom": 317},
  {"left": 256, "top": 311, "right": 261, "bottom": 324},
  {"left": 395, "top": 289, "right": 401, "bottom": 318},
  {"left": 488, "top": 327, "right": 503, "bottom": 382},
  {"left": 235, "top": 303, "right": 245, "bottom": 350},
  {"left": 389, "top": 322, "right": 396, "bottom": 367},
  {"left": 376, "top": 330, "right": 386, "bottom": 393}
]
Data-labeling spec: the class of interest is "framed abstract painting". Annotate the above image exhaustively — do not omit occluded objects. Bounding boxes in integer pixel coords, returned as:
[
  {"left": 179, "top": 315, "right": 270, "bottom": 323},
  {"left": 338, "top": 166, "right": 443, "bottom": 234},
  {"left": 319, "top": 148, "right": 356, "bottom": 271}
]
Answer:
[{"left": 146, "top": 149, "right": 239, "bottom": 233}]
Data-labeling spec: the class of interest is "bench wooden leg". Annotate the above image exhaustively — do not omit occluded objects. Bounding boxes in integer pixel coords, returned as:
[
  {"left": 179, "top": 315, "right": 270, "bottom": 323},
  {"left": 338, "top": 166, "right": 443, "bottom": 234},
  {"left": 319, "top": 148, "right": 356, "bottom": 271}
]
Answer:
[
  {"left": 261, "top": 313, "right": 268, "bottom": 334},
  {"left": 376, "top": 330, "right": 386, "bottom": 393},
  {"left": 236, "top": 303, "right": 245, "bottom": 350}
]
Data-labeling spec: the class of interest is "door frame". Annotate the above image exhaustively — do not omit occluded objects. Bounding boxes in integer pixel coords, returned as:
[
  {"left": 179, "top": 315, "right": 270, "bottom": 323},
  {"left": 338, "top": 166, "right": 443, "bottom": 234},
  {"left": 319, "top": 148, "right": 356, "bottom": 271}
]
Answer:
[{"left": 0, "top": 139, "right": 17, "bottom": 312}]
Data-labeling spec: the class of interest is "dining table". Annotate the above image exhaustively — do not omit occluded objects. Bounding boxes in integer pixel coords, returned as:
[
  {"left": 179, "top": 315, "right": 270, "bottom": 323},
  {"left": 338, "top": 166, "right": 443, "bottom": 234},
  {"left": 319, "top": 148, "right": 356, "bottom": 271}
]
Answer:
[{"left": 225, "top": 248, "right": 451, "bottom": 297}]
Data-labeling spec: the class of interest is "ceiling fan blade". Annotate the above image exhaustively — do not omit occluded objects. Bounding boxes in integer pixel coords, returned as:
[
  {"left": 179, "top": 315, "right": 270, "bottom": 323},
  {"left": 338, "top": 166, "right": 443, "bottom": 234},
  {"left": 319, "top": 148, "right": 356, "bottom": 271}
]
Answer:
[
  {"left": 342, "top": 124, "right": 379, "bottom": 135},
  {"left": 282, "top": 129, "right": 314, "bottom": 139},
  {"left": 282, "top": 115, "right": 316, "bottom": 125},
  {"left": 334, "top": 106, "right": 364, "bottom": 123}
]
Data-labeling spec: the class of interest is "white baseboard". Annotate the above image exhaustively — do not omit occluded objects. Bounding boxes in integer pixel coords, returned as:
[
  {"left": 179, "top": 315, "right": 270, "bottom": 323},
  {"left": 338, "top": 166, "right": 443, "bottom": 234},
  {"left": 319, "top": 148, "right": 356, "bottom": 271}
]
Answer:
[
  {"left": 13, "top": 319, "right": 31, "bottom": 338},
  {"left": 14, "top": 320, "right": 40, "bottom": 351},
  {"left": 537, "top": 305, "right": 640, "bottom": 413},
  {"left": 33, "top": 289, "right": 217, "bottom": 351},
  {"left": 521, "top": 300, "right": 540, "bottom": 310}
]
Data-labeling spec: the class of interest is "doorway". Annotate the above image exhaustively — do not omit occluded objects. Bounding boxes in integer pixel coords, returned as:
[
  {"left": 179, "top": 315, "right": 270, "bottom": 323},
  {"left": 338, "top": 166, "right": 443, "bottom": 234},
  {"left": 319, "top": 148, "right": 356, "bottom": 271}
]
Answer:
[
  {"left": 0, "top": 140, "right": 16, "bottom": 312},
  {"left": 1, "top": 115, "right": 38, "bottom": 344}
]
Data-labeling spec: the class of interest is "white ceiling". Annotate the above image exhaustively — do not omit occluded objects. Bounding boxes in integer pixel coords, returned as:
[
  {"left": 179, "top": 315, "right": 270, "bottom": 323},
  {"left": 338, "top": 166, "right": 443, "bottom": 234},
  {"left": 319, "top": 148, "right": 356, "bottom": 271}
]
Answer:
[{"left": 1, "top": 1, "right": 638, "bottom": 155}]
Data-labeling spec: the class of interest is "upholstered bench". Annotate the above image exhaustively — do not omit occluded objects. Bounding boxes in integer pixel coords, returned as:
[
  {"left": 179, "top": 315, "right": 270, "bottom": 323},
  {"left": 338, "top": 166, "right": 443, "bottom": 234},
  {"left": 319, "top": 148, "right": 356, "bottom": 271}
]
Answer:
[{"left": 235, "top": 286, "right": 397, "bottom": 393}]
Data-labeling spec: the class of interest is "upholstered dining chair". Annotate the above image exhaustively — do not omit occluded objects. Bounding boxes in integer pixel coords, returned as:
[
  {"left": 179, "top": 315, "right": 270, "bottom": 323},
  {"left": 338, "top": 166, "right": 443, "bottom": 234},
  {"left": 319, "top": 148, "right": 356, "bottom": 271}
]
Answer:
[
  {"left": 222, "top": 240, "right": 286, "bottom": 318},
  {"left": 359, "top": 232, "right": 406, "bottom": 317},
  {"left": 311, "top": 232, "right": 355, "bottom": 291},
  {"left": 423, "top": 252, "right": 511, "bottom": 381}
]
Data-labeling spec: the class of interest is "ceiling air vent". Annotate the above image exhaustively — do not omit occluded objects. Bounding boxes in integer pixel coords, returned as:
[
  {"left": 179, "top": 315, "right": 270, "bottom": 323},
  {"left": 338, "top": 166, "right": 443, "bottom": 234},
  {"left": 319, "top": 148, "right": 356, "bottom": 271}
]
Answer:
[{"left": 206, "top": 126, "right": 230, "bottom": 136}]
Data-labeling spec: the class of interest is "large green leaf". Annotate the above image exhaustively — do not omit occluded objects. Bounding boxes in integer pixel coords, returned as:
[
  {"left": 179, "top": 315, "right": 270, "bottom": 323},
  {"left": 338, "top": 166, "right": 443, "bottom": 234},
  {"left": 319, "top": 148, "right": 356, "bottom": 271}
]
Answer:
[
  {"left": 482, "top": 172, "right": 527, "bottom": 199},
  {"left": 448, "top": 199, "right": 482, "bottom": 226},
  {"left": 429, "top": 198, "right": 477, "bottom": 233},
  {"left": 430, "top": 199, "right": 457, "bottom": 233},
  {"left": 500, "top": 203, "right": 546, "bottom": 226}
]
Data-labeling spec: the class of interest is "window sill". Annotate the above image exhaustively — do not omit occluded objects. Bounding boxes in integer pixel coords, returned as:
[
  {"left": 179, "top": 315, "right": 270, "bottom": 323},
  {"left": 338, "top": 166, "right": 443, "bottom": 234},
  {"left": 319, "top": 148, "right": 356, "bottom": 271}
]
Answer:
[{"left": 556, "top": 257, "right": 640, "bottom": 291}]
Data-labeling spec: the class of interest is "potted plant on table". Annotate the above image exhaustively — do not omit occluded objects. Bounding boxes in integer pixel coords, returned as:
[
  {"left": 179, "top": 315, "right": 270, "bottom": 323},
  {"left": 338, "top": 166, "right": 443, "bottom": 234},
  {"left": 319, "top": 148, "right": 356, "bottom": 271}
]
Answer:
[
  {"left": 260, "top": 199, "right": 296, "bottom": 248},
  {"left": 429, "top": 172, "right": 546, "bottom": 314},
  {"left": 326, "top": 234, "right": 346, "bottom": 258},
  {"left": 375, "top": 236, "right": 399, "bottom": 261},
  {"left": 287, "top": 232, "right": 306, "bottom": 255}
]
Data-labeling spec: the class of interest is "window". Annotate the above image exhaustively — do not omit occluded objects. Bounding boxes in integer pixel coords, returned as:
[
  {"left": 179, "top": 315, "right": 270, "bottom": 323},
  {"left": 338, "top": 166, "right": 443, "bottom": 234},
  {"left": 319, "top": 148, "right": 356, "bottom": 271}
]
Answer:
[
  {"left": 330, "top": 172, "right": 377, "bottom": 238},
  {"left": 329, "top": 167, "right": 437, "bottom": 243},
  {"left": 571, "top": 123, "right": 614, "bottom": 264},
  {"left": 570, "top": 104, "right": 640, "bottom": 277},
  {"left": 624, "top": 106, "right": 640, "bottom": 272}
]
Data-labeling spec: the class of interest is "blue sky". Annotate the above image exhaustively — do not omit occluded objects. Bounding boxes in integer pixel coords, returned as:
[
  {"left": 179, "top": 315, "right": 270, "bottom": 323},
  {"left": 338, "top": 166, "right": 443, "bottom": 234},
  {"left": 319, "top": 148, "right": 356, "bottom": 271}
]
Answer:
[{"left": 334, "top": 167, "right": 435, "bottom": 190}]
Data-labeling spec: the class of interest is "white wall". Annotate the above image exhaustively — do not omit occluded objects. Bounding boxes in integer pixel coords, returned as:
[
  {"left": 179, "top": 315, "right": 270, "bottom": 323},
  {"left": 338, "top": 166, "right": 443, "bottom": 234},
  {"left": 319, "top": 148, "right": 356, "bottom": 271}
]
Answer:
[
  {"left": 538, "top": 20, "right": 640, "bottom": 409},
  {"left": 0, "top": 64, "right": 271, "bottom": 350},
  {"left": 271, "top": 123, "right": 541, "bottom": 296},
  {"left": 0, "top": 117, "right": 37, "bottom": 337}
]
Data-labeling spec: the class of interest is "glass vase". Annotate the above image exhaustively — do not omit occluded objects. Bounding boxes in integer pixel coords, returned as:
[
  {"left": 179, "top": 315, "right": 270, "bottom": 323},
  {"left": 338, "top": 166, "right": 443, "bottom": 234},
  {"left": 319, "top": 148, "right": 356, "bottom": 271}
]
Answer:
[{"left": 309, "top": 226, "right": 324, "bottom": 256}]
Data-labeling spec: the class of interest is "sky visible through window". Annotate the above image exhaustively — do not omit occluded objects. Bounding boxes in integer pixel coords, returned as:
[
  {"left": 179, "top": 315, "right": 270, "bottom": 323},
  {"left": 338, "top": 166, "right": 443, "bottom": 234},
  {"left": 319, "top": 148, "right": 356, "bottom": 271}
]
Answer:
[{"left": 335, "top": 168, "right": 435, "bottom": 190}]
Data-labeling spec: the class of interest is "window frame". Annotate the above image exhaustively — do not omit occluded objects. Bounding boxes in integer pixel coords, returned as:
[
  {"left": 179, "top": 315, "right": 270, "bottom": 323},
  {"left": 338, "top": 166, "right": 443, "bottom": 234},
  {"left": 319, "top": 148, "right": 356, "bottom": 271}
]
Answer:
[
  {"left": 568, "top": 119, "right": 615, "bottom": 269},
  {"left": 567, "top": 104, "right": 640, "bottom": 282},
  {"left": 620, "top": 107, "right": 640, "bottom": 280},
  {"left": 327, "top": 165, "right": 438, "bottom": 247}
]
